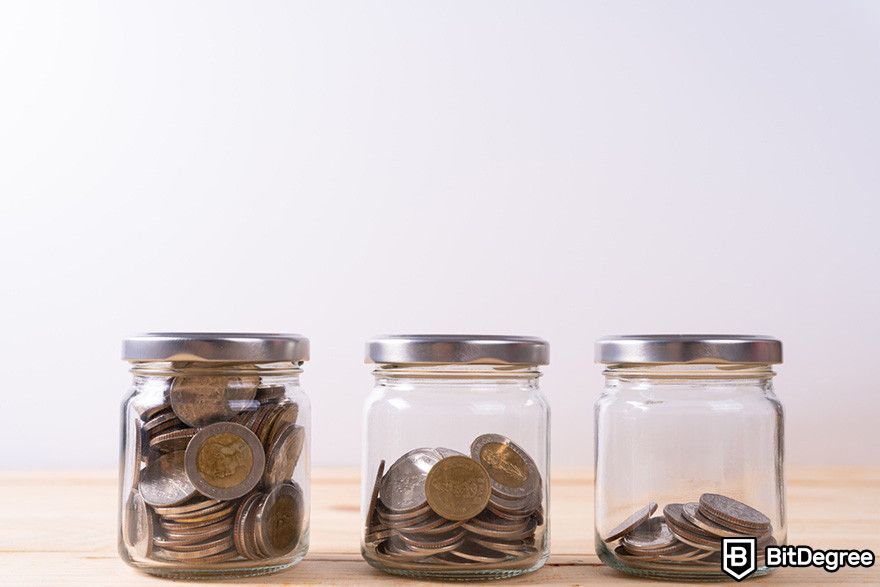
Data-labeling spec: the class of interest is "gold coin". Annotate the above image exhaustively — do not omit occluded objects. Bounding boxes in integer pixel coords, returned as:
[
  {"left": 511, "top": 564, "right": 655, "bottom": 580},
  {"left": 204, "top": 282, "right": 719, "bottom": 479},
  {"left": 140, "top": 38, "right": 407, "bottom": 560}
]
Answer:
[
  {"left": 184, "top": 422, "right": 265, "bottom": 500},
  {"left": 425, "top": 455, "right": 491, "bottom": 522},
  {"left": 256, "top": 482, "right": 304, "bottom": 557},
  {"left": 470, "top": 434, "right": 539, "bottom": 499},
  {"left": 479, "top": 442, "right": 527, "bottom": 489}
]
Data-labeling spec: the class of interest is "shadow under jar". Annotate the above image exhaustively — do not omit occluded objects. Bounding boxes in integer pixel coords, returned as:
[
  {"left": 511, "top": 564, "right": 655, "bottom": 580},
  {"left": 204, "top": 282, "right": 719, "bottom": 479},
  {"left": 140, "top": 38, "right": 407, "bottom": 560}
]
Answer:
[
  {"left": 119, "top": 333, "right": 311, "bottom": 579},
  {"left": 594, "top": 335, "right": 786, "bottom": 581},
  {"left": 361, "top": 335, "right": 551, "bottom": 581}
]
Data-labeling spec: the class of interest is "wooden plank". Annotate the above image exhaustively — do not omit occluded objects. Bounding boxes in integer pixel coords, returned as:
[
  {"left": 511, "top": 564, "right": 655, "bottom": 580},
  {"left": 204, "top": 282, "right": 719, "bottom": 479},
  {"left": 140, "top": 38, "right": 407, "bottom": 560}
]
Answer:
[{"left": 0, "top": 468, "right": 877, "bottom": 585}]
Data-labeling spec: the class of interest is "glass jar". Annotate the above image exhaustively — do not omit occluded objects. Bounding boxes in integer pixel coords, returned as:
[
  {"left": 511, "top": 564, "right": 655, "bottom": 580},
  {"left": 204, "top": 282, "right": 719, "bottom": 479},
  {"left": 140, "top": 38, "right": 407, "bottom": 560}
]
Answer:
[
  {"left": 360, "top": 335, "right": 551, "bottom": 580},
  {"left": 119, "top": 333, "right": 311, "bottom": 579},
  {"left": 594, "top": 335, "right": 785, "bottom": 581}
]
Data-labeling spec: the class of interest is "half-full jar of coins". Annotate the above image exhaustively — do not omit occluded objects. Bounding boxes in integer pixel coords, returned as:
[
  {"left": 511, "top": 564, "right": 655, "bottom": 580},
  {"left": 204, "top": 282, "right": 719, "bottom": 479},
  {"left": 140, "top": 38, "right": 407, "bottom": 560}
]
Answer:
[
  {"left": 119, "top": 333, "right": 310, "bottom": 579},
  {"left": 594, "top": 335, "right": 786, "bottom": 581},
  {"left": 361, "top": 335, "right": 551, "bottom": 580}
]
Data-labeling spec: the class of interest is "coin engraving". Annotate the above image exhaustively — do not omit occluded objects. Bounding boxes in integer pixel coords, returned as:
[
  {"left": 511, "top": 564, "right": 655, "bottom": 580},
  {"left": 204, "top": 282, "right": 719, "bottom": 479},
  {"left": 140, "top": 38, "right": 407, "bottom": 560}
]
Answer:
[
  {"left": 185, "top": 422, "right": 265, "bottom": 500},
  {"left": 478, "top": 443, "right": 527, "bottom": 489},
  {"left": 379, "top": 448, "right": 442, "bottom": 512},
  {"left": 139, "top": 450, "right": 197, "bottom": 507},
  {"left": 425, "top": 456, "right": 491, "bottom": 521}
]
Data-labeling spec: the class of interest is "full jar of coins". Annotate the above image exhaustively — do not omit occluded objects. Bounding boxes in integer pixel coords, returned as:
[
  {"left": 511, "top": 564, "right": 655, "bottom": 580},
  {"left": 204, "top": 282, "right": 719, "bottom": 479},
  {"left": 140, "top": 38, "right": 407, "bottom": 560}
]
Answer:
[
  {"left": 594, "top": 335, "right": 786, "bottom": 581},
  {"left": 119, "top": 334, "right": 311, "bottom": 579},
  {"left": 361, "top": 335, "right": 551, "bottom": 581}
]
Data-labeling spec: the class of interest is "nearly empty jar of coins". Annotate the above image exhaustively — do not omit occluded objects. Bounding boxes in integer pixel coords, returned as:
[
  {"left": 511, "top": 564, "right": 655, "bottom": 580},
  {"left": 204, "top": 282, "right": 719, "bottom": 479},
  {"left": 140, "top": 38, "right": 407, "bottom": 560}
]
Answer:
[
  {"left": 119, "top": 333, "right": 310, "bottom": 579},
  {"left": 361, "top": 335, "right": 551, "bottom": 580},
  {"left": 594, "top": 335, "right": 786, "bottom": 581}
]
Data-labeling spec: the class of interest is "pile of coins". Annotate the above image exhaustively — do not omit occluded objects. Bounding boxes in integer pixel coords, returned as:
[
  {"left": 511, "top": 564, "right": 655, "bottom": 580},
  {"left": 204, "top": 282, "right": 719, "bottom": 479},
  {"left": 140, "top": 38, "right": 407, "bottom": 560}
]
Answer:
[
  {"left": 604, "top": 493, "right": 775, "bottom": 572},
  {"left": 364, "top": 434, "right": 544, "bottom": 569},
  {"left": 122, "top": 373, "right": 306, "bottom": 567}
]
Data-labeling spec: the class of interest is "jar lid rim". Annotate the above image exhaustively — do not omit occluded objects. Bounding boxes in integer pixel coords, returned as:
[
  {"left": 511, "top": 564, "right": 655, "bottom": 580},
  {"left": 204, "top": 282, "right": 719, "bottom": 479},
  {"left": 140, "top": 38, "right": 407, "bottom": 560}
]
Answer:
[
  {"left": 122, "top": 333, "right": 310, "bottom": 363},
  {"left": 595, "top": 335, "right": 782, "bottom": 365},
  {"left": 366, "top": 334, "right": 549, "bottom": 366}
]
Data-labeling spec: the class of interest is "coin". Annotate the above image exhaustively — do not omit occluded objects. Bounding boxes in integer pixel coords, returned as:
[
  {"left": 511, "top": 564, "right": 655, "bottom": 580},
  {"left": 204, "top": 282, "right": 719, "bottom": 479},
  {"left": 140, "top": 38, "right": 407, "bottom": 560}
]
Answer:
[
  {"left": 262, "top": 424, "right": 305, "bottom": 487},
  {"left": 681, "top": 502, "right": 741, "bottom": 538},
  {"left": 153, "top": 497, "right": 220, "bottom": 517},
  {"left": 255, "top": 482, "right": 304, "bottom": 557},
  {"left": 159, "top": 518, "right": 234, "bottom": 544},
  {"left": 606, "top": 493, "right": 775, "bottom": 573},
  {"left": 233, "top": 492, "right": 264, "bottom": 560},
  {"left": 379, "top": 448, "right": 443, "bottom": 512},
  {"left": 620, "top": 516, "right": 677, "bottom": 552},
  {"left": 604, "top": 502, "right": 657, "bottom": 542},
  {"left": 139, "top": 450, "right": 197, "bottom": 507},
  {"left": 185, "top": 422, "right": 265, "bottom": 500},
  {"left": 267, "top": 402, "right": 299, "bottom": 445},
  {"left": 365, "top": 460, "right": 385, "bottom": 532},
  {"left": 150, "top": 428, "right": 197, "bottom": 453},
  {"left": 143, "top": 409, "right": 179, "bottom": 432},
  {"left": 256, "top": 385, "right": 287, "bottom": 403},
  {"left": 153, "top": 535, "right": 234, "bottom": 560},
  {"left": 470, "top": 434, "right": 539, "bottom": 499},
  {"left": 170, "top": 376, "right": 258, "bottom": 427},
  {"left": 425, "top": 456, "right": 491, "bottom": 521},
  {"left": 124, "top": 491, "right": 153, "bottom": 558},
  {"left": 155, "top": 534, "right": 234, "bottom": 554},
  {"left": 698, "top": 493, "right": 771, "bottom": 531},
  {"left": 366, "top": 436, "right": 545, "bottom": 569}
]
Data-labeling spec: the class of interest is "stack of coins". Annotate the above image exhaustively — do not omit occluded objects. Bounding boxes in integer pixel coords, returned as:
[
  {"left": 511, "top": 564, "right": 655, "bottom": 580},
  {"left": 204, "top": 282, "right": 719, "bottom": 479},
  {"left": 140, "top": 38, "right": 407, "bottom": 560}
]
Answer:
[
  {"left": 122, "top": 372, "right": 306, "bottom": 567},
  {"left": 605, "top": 493, "right": 775, "bottom": 572},
  {"left": 364, "top": 434, "right": 544, "bottom": 569}
]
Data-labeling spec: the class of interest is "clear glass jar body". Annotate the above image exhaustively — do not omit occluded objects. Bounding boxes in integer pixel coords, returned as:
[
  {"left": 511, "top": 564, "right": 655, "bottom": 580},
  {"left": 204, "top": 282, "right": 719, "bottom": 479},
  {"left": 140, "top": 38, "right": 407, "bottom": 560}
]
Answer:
[
  {"left": 361, "top": 365, "right": 550, "bottom": 580},
  {"left": 594, "top": 364, "right": 786, "bottom": 580},
  {"left": 118, "top": 361, "right": 310, "bottom": 579}
]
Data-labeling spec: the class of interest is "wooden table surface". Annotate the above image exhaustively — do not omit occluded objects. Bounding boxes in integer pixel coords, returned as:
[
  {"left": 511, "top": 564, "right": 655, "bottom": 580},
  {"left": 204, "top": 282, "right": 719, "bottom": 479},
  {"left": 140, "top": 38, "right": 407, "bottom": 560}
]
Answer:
[{"left": 1, "top": 468, "right": 878, "bottom": 586}]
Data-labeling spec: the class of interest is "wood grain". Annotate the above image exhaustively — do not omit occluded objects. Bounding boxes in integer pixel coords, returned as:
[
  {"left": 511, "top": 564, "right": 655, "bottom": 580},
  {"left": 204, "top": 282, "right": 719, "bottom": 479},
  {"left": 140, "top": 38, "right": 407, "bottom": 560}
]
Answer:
[{"left": 1, "top": 468, "right": 877, "bottom": 585}]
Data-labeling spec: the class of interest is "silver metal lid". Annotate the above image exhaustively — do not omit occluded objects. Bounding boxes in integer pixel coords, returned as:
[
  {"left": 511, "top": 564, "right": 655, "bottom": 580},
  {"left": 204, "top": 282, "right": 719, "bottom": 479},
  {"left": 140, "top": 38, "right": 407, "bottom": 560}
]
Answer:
[
  {"left": 122, "top": 333, "right": 310, "bottom": 363},
  {"left": 595, "top": 335, "right": 782, "bottom": 365},
  {"left": 366, "top": 335, "right": 549, "bottom": 366}
]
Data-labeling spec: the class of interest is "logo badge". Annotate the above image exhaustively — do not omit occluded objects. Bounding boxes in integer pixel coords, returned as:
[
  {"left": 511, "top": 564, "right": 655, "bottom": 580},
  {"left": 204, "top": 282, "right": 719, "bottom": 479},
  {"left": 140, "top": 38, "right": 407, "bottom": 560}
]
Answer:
[{"left": 722, "top": 537, "right": 757, "bottom": 581}]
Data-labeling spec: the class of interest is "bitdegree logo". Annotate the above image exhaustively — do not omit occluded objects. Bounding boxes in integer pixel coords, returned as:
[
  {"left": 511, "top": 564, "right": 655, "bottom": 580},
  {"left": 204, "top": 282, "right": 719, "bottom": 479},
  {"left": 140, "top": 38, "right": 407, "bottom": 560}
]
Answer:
[
  {"left": 766, "top": 545, "right": 875, "bottom": 573},
  {"left": 721, "top": 538, "right": 875, "bottom": 580}
]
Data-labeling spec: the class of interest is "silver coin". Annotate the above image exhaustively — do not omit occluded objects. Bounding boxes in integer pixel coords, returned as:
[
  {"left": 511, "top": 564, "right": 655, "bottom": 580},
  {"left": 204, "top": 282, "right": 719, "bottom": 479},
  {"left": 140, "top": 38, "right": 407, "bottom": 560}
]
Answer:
[
  {"left": 123, "top": 491, "right": 153, "bottom": 558},
  {"left": 184, "top": 422, "right": 265, "bottom": 500},
  {"left": 262, "top": 424, "right": 305, "bottom": 487},
  {"left": 470, "top": 434, "right": 540, "bottom": 499},
  {"left": 699, "top": 493, "right": 771, "bottom": 530},
  {"left": 170, "top": 375, "right": 259, "bottom": 427},
  {"left": 662, "top": 503, "right": 704, "bottom": 535},
  {"left": 139, "top": 450, "right": 197, "bottom": 507},
  {"left": 604, "top": 501, "right": 657, "bottom": 542},
  {"left": 379, "top": 448, "right": 443, "bottom": 512},
  {"left": 620, "top": 516, "right": 677, "bottom": 552},
  {"left": 682, "top": 502, "right": 742, "bottom": 538},
  {"left": 153, "top": 497, "right": 220, "bottom": 516}
]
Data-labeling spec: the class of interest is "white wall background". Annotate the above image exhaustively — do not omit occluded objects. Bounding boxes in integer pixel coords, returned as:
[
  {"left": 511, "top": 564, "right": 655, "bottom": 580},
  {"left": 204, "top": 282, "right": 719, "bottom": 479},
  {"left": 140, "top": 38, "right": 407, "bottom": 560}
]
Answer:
[{"left": 1, "top": 1, "right": 878, "bottom": 470}]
